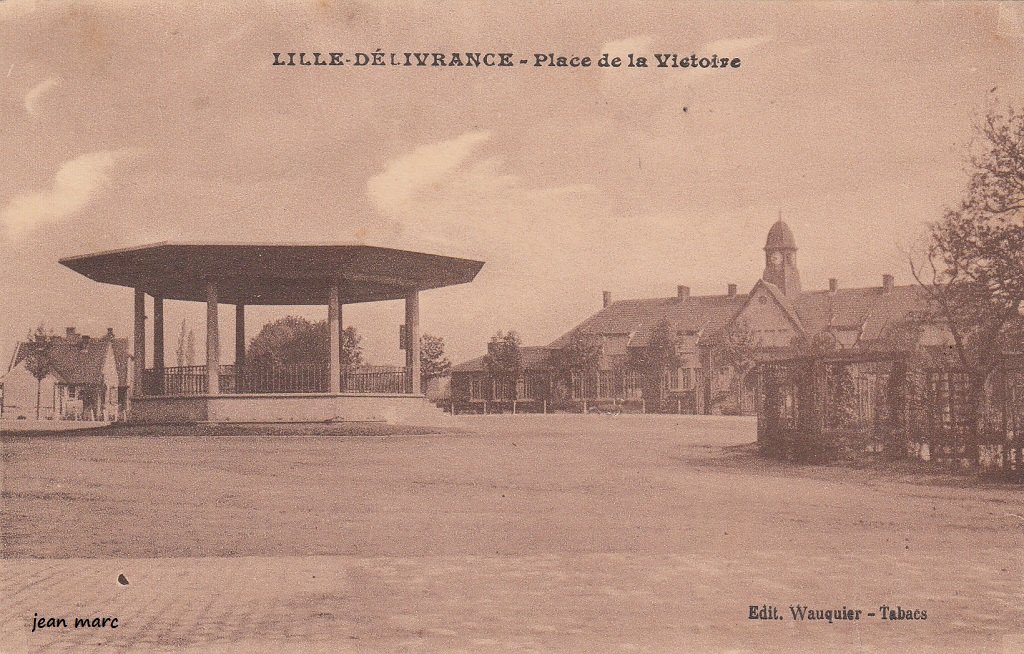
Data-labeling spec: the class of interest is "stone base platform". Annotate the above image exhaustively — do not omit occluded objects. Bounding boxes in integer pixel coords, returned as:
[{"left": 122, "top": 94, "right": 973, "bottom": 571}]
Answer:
[{"left": 131, "top": 393, "right": 445, "bottom": 426}]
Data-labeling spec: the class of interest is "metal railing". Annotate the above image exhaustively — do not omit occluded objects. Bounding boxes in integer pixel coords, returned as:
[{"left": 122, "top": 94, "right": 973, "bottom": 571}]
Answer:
[
  {"left": 142, "top": 364, "right": 412, "bottom": 396},
  {"left": 143, "top": 366, "right": 207, "bottom": 395},
  {"left": 342, "top": 366, "right": 410, "bottom": 394}
]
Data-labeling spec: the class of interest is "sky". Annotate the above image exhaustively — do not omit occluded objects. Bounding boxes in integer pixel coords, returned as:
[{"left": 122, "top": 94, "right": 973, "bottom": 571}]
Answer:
[{"left": 1, "top": 1, "right": 1023, "bottom": 368}]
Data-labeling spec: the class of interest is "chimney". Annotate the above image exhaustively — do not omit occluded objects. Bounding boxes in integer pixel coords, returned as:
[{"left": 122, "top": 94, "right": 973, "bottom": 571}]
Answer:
[
  {"left": 727, "top": 283, "right": 737, "bottom": 298},
  {"left": 80, "top": 335, "right": 91, "bottom": 350},
  {"left": 882, "top": 273, "right": 894, "bottom": 294},
  {"left": 66, "top": 327, "right": 76, "bottom": 338},
  {"left": 106, "top": 327, "right": 115, "bottom": 339},
  {"left": 829, "top": 278, "right": 838, "bottom": 293},
  {"left": 603, "top": 291, "right": 612, "bottom": 308},
  {"left": 677, "top": 285, "right": 690, "bottom": 300}
]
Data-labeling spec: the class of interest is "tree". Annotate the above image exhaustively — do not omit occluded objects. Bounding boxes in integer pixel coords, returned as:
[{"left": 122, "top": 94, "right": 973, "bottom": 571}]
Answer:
[
  {"left": 420, "top": 333, "right": 451, "bottom": 385},
  {"left": 484, "top": 331, "right": 523, "bottom": 401},
  {"left": 175, "top": 319, "right": 187, "bottom": 367},
  {"left": 185, "top": 328, "right": 196, "bottom": 367},
  {"left": 909, "top": 104, "right": 1024, "bottom": 441},
  {"left": 175, "top": 320, "right": 197, "bottom": 367},
  {"left": 246, "top": 316, "right": 363, "bottom": 369},
  {"left": 715, "top": 320, "right": 760, "bottom": 409},
  {"left": 340, "top": 327, "right": 363, "bottom": 370},
  {"left": 22, "top": 324, "right": 54, "bottom": 420},
  {"left": 549, "top": 330, "right": 602, "bottom": 382},
  {"left": 631, "top": 318, "right": 680, "bottom": 402}
]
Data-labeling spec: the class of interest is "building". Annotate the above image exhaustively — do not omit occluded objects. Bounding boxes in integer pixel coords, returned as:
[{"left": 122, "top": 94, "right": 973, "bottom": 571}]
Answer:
[
  {"left": 59, "top": 242, "right": 483, "bottom": 424},
  {"left": 1, "top": 327, "right": 130, "bottom": 421},
  {"left": 452, "top": 220, "right": 934, "bottom": 414}
]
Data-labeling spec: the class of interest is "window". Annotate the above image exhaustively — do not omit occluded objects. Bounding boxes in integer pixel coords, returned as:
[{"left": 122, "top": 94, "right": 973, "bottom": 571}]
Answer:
[
  {"left": 470, "top": 377, "right": 485, "bottom": 400},
  {"left": 666, "top": 368, "right": 694, "bottom": 391},
  {"left": 67, "top": 386, "right": 77, "bottom": 400}
]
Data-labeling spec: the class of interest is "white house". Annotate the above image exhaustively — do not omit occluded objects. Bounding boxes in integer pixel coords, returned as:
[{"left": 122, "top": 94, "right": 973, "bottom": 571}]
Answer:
[{"left": 1, "top": 328, "right": 129, "bottom": 421}]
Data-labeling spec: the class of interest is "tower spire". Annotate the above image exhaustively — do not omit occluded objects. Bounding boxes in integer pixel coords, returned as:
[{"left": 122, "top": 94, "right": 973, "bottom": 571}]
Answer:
[{"left": 762, "top": 219, "right": 801, "bottom": 295}]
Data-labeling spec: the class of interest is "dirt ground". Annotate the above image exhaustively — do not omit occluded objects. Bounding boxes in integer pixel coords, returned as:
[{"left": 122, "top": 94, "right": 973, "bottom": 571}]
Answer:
[{"left": 1, "top": 415, "right": 1022, "bottom": 653}]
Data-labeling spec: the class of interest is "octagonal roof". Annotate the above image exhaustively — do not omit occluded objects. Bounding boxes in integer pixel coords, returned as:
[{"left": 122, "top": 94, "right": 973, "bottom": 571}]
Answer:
[{"left": 59, "top": 242, "right": 485, "bottom": 305}]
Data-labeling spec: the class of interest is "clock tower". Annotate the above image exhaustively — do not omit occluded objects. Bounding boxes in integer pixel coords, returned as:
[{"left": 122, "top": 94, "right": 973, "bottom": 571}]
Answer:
[{"left": 762, "top": 219, "right": 801, "bottom": 296}]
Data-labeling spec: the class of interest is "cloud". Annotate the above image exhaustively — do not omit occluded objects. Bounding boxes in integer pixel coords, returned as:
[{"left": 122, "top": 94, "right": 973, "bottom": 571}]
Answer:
[
  {"left": 365, "top": 132, "right": 607, "bottom": 264},
  {"left": 367, "top": 131, "right": 493, "bottom": 213},
  {"left": 24, "top": 77, "right": 60, "bottom": 113},
  {"left": 1, "top": 150, "right": 132, "bottom": 237}
]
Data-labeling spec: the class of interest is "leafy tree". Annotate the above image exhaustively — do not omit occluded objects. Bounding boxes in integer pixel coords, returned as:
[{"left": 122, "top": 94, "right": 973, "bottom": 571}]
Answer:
[
  {"left": 631, "top": 318, "right": 680, "bottom": 402},
  {"left": 826, "top": 364, "right": 859, "bottom": 428},
  {"left": 420, "top": 333, "right": 451, "bottom": 385},
  {"left": 339, "top": 327, "right": 363, "bottom": 370},
  {"left": 484, "top": 330, "right": 523, "bottom": 400},
  {"left": 909, "top": 104, "right": 1024, "bottom": 440},
  {"left": 22, "top": 324, "right": 54, "bottom": 420},
  {"left": 246, "top": 316, "right": 362, "bottom": 369},
  {"left": 549, "top": 330, "right": 602, "bottom": 382},
  {"left": 716, "top": 320, "right": 759, "bottom": 393}
]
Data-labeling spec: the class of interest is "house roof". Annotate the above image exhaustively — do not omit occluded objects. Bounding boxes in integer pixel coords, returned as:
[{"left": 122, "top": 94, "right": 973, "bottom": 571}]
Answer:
[
  {"left": 451, "top": 346, "right": 554, "bottom": 373},
  {"left": 11, "top": 332, "right": 130, "bottom": 386},
  {"left": 549, "top": 293, "right": 749, "bottom": 349},
  {"left": 550, "top": 283, "right": 931, "bottom": 350},
  {"left": 793, "top": 284, "right": 929, "bottom": 342}
]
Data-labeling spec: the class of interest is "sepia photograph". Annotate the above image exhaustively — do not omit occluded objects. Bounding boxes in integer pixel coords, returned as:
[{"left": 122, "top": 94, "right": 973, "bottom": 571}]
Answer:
[{"left": 1, "top": 1, "right": 1023, "bottom": 652}]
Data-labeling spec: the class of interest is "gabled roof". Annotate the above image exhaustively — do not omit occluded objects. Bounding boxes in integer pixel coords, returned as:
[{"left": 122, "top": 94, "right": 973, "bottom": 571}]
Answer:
[
  {"left": 549, "top": 293, "right": 749, "bottom": 349},
  {"left": 726, "top": 279, "right": 805, "bottom": 335},
  {"left": 11, "top": 333, "right": 130, "bottom": 386},
  {"left": 793, "top": 284, "right": 930, "bottom": 343},
  {"left": 548, "top": 283, "right": 932, "bottom": 351},
  {"left": 452, "top": 346, "right": 554, "bottom": 373}
]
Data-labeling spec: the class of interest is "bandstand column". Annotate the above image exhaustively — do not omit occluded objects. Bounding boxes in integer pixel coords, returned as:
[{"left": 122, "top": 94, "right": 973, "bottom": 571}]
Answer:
[
  {"left": 153, "top": 296, "right": 165, "bottom": 371},
  {"left": 405, "top": 291, "right": 421, "bottom": 394},
  {"left": 328, "top": 283, "right": 341, "bottom": 393},
  {"left": 133, "top": 288, "right": 146, "bottom": 398},
  {"left": 235, "top": 304, "right": 246, "bottom": 367},
  {"left": 206, "top": 282, "right": 220, "bottom": 395}
]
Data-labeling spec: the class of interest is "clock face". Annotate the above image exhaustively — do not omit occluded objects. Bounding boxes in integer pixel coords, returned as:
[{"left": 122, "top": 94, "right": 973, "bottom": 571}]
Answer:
[{"left": 770, "top": 252, "right": 784, "bottom": 266}]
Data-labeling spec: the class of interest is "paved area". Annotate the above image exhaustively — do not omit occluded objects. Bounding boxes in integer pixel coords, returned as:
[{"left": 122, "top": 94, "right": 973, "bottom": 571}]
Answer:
[{"left": 1, "top": 415, "right": 1022, "bottom": 652}]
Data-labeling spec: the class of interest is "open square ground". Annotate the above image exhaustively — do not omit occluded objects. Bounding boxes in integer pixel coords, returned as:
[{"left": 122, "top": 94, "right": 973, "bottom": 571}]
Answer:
[{"left": 1, "top": 415, "right": 1022, "bottom": 652}]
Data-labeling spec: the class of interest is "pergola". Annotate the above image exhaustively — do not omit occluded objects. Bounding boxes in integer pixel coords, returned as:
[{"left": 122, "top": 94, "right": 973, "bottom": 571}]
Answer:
[{"left": 60, "top": 243, "right": 484, "bottom": 423}]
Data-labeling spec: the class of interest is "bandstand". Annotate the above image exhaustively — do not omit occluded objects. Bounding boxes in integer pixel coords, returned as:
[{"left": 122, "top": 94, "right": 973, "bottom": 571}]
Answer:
[{"left": 60, "top": 243, "right": 484, "bottom": 424}]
